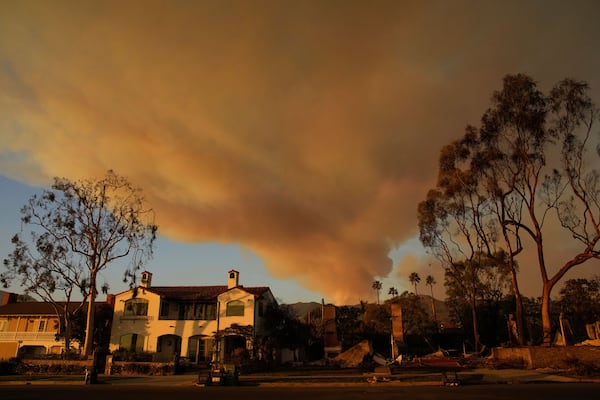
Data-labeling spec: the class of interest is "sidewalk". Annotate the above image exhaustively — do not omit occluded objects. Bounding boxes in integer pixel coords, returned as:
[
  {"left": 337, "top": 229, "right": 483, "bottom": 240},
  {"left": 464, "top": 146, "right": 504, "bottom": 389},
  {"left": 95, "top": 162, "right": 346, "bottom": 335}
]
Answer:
[{"left": 2, "top": 367, "right": 596, "bottom": 387}]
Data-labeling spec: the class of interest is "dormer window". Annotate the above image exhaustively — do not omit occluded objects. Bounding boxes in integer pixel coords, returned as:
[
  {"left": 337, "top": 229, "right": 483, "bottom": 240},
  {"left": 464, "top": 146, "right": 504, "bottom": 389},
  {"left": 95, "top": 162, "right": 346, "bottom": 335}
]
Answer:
[
  {"left": 124, "top": 298, "right": 149, "bottom": 316},
  {"left": 226, "top": 300, "right": 244, "bottom": 316}
]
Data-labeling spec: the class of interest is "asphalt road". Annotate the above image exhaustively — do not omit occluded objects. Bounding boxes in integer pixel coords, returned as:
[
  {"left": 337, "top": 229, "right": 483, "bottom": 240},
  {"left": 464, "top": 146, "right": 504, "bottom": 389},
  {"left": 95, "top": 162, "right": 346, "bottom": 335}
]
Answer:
[{"left": 2, "top": 383, "right": 600, "bottom": 400}]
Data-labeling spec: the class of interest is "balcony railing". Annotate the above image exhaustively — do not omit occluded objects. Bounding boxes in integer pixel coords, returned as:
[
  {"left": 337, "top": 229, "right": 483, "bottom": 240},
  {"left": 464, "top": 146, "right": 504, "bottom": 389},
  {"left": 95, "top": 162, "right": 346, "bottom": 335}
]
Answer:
[{"left": 0, "top": 332, "right": 59, "bottom": 342}]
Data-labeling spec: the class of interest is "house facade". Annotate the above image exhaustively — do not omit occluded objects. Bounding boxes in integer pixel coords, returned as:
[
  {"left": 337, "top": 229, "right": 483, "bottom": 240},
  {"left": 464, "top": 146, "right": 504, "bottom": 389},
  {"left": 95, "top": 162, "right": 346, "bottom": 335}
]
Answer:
[
  {"left": 108, "top": 270, "right": 277, "bottom": 363},
  {"left": 0, "top": 301, "right": 69, "bottom": 360},
  {"left": 0, "top": 292, "right": 115, "bottom": 360}
]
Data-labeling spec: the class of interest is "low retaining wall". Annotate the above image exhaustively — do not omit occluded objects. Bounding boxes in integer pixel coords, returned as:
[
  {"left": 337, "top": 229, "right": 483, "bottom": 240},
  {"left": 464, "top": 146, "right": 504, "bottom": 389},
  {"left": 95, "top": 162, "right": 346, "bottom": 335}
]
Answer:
[
  {"left": 492, "top": 346, "right": 600, "bottom": 369},
  {"left": 11, "top": 358, "right": 176, "bottom": 376},
  {"left": 108, "top": 361, "right": 175, "bottom": 376}
]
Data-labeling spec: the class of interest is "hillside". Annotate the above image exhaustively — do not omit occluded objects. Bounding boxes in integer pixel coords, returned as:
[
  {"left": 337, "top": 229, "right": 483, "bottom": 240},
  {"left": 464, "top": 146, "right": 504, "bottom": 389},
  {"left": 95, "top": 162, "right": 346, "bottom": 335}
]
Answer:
[
  {"left": 285, "top": 301, "right": 320, "bottom": 320},
  {"left": 286, "top": 296, "right": 452, "bottom": 324}
]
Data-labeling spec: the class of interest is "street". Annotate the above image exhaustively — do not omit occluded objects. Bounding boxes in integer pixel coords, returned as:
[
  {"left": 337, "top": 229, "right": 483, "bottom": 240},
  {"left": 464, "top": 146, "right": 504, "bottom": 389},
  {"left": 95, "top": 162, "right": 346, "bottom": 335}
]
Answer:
[{"left": 2, "top": 383, "right": 600, "bottom": 400}]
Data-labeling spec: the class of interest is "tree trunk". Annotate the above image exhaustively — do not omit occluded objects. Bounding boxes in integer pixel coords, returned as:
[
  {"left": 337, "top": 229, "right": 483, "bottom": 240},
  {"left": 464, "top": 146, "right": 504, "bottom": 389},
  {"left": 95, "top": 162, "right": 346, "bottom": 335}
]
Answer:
[
  {"left": 470, "top": 293, "right": 479, "bottom": 353},
  {"left": 534, "top": 224, "right": 553, "bottom": 347},
  {"left": 508, "top": 262, "right": 525, "bottom": 346},
  {"left": 62, "top": 314, "right": 72, "bottom": 357},
  {"left": 429, "top": 287, "right": 437, "bottom": 322},
  {"left": 500, "top": 221, "right": 525, "bottom": 346},
  {"left": 541, "top": 282, "right": 553, "bottom": 346},
  {"left": 83, "top": 271, "right": 97, "bottom": 356}
]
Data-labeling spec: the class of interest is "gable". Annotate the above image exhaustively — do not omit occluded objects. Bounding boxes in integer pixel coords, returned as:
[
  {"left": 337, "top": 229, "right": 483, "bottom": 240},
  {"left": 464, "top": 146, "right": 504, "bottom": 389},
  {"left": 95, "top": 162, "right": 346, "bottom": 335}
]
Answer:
[{"left": 114, "top": 287, "right": 162, "bottom": 304}]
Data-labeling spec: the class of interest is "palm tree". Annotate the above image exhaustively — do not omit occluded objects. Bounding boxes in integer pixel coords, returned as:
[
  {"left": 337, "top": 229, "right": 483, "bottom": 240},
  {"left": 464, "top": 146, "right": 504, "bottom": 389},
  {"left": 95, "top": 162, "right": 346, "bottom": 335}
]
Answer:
[
  {"left": 372, "top": 280, "right": 383, "bottom": 304},
  {"left": 388, "top": 287, "right": 398, "bottom": 298},
  {"left": 409, "top": 272, "right": 421, "bottom": 296},
  {"left": 426, "top": 275, "right": 437, "bottom": 322}
]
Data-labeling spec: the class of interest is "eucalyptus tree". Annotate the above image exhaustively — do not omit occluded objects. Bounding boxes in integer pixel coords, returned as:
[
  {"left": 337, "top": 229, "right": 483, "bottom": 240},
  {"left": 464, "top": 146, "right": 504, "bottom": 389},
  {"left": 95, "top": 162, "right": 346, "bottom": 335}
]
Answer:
[
  {"left": 475, "top": 75, "right": 599, "bottom": 345},
  {"left": 418, "top": 132, "right": 503, "bottom": 351},
  {"left": 2, "top": 171, "right": 157, "bottom": 356},
  {"left": 2, "top": 234, "right": 90, "bottom": 353},
  {"left": 420, "top": 74, "right": 600, "bottom": 345}
]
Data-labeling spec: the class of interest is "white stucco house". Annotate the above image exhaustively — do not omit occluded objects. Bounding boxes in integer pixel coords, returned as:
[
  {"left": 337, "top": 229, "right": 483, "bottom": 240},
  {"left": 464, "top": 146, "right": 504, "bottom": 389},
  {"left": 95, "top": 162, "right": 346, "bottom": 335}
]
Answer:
[{"left": 108, "top": 270, "right": 277, "bottom": 363}]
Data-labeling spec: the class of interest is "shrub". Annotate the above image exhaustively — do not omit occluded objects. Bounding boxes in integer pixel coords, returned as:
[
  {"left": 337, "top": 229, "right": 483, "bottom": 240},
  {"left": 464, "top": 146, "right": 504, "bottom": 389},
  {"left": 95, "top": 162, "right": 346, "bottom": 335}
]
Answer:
[
  {"left": 0, "top": 358, "right": 20, "bottom": 375},
  {"left": 12, "top": 361, "right": 88, "bottom": 375},
  {"left": 110, "top": 362, "right": 174, "bottom": 376},
  {"left": 112, "top": 350, "right": 153, "bottom": 362}
]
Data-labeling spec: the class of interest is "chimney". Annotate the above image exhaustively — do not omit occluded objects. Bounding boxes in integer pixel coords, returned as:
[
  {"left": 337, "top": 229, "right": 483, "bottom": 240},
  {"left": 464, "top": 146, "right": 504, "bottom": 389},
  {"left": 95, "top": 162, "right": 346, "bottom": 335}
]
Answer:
[
  {"left": 1, "top": 291, "right": 17, "bottom": 306},
  {"left": 105, "top": 294, "right": 116, "bottom": 307},
  {"left": 140, "top": 271, "right": 153, "bottom": 288},
  {"left": 227, "top": 270, "right": 239, "bottom": 289}
]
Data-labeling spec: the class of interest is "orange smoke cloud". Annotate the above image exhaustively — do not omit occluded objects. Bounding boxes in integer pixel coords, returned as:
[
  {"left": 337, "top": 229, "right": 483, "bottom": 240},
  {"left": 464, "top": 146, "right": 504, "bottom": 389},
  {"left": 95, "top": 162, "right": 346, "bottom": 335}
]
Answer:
[{"left": 1, "top": 1, "right": 599, "bottom": 303}]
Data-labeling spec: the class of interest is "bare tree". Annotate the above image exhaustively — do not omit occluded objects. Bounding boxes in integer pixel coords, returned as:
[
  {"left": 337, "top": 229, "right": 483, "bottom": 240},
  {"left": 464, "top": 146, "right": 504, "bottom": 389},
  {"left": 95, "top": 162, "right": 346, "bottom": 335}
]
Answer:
[
  {"left": 2, "top": 234, "right": 89, "bottom": 353},
  {"left": 1, "top": 171, "right": 157, "bottom": 356}
]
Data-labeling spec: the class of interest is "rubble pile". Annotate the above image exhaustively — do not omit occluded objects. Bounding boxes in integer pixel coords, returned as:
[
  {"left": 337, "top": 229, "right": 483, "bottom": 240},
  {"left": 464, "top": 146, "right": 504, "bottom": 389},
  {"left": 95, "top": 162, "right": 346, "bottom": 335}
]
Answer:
[{"left": 333, "top": 340, "right": 373, "bottom": 368}]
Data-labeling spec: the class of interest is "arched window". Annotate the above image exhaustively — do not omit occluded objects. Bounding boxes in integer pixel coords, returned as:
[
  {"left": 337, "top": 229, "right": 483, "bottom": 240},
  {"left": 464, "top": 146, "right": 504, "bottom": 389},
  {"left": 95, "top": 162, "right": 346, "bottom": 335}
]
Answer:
[
  {"left": 226, "top": 300, "right": 244, "bottom": 316},
  {"left": 123, "top": 298, "right": 149, "bottom": 316},
  {"left": 119, "top": 333, "right": 145, "bottom": 352}
]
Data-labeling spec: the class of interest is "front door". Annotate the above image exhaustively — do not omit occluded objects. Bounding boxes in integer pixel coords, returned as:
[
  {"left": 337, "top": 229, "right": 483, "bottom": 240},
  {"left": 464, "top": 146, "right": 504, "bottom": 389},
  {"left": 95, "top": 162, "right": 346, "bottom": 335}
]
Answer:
[{"left": 156, "top": 334, "right": 181, "bottom": 362}]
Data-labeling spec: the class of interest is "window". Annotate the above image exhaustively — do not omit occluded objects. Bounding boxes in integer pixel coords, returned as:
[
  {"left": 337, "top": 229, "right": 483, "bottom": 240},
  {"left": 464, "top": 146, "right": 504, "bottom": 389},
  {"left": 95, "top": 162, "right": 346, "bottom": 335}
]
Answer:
[
  {"left": 187, "top": 336, "right": 214, "bottom": 362},
  {"left": 38, "top": 320, "right": 46, "bottom": 332},
  {"left": 194, "top": 303, "right": 217, "bottom": 320},
  {"left": 123, "top": 298, "right": 149, "bottom": 316},
  {"left": 119, "top": 333, "right": 145, "bottom": 352},
  {"left": 258, "top": 302, "right": 264, "bottom": 317},
  {"left": 177, "top": 303, "right": 217, "bottom": 320},
  {"left": 178, "top": 303, "right": 194, "bottom": 320},
  {"left": 0, "top": 320, "right": 7, "bottom": 332},
  {"left": 226, "top": 300, "right": 245, "bottom": 317},
  {"left": 205, "top": 303, "right": 217, "bottom": 320},
  {"left": 193, "top": 304, "right": 204, "bottom": 319},
  {"left": 159, "top": 301, "right": 170, "bottom": 318}
]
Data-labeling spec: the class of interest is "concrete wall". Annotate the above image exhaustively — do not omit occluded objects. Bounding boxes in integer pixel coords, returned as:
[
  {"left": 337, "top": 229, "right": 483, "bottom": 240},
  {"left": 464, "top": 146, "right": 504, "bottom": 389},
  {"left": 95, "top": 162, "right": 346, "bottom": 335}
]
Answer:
[{"left": 492, "top": 346, "right": 600, "bottom": 369}]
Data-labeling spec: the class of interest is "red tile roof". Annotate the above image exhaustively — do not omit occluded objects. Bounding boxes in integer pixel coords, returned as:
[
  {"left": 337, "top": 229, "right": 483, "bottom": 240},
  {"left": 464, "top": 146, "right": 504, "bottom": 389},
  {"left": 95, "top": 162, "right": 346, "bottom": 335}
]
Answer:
[{"left": 0, "top": 301, "right": 109, "bottom": 316}]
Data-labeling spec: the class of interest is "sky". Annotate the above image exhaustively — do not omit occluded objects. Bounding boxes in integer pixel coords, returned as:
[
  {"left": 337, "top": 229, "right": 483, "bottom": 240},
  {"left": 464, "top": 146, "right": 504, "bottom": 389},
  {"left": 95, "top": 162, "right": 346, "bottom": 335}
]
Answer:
[{"left": 1, "top": 0, "right": 599, "bottom": 305}]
